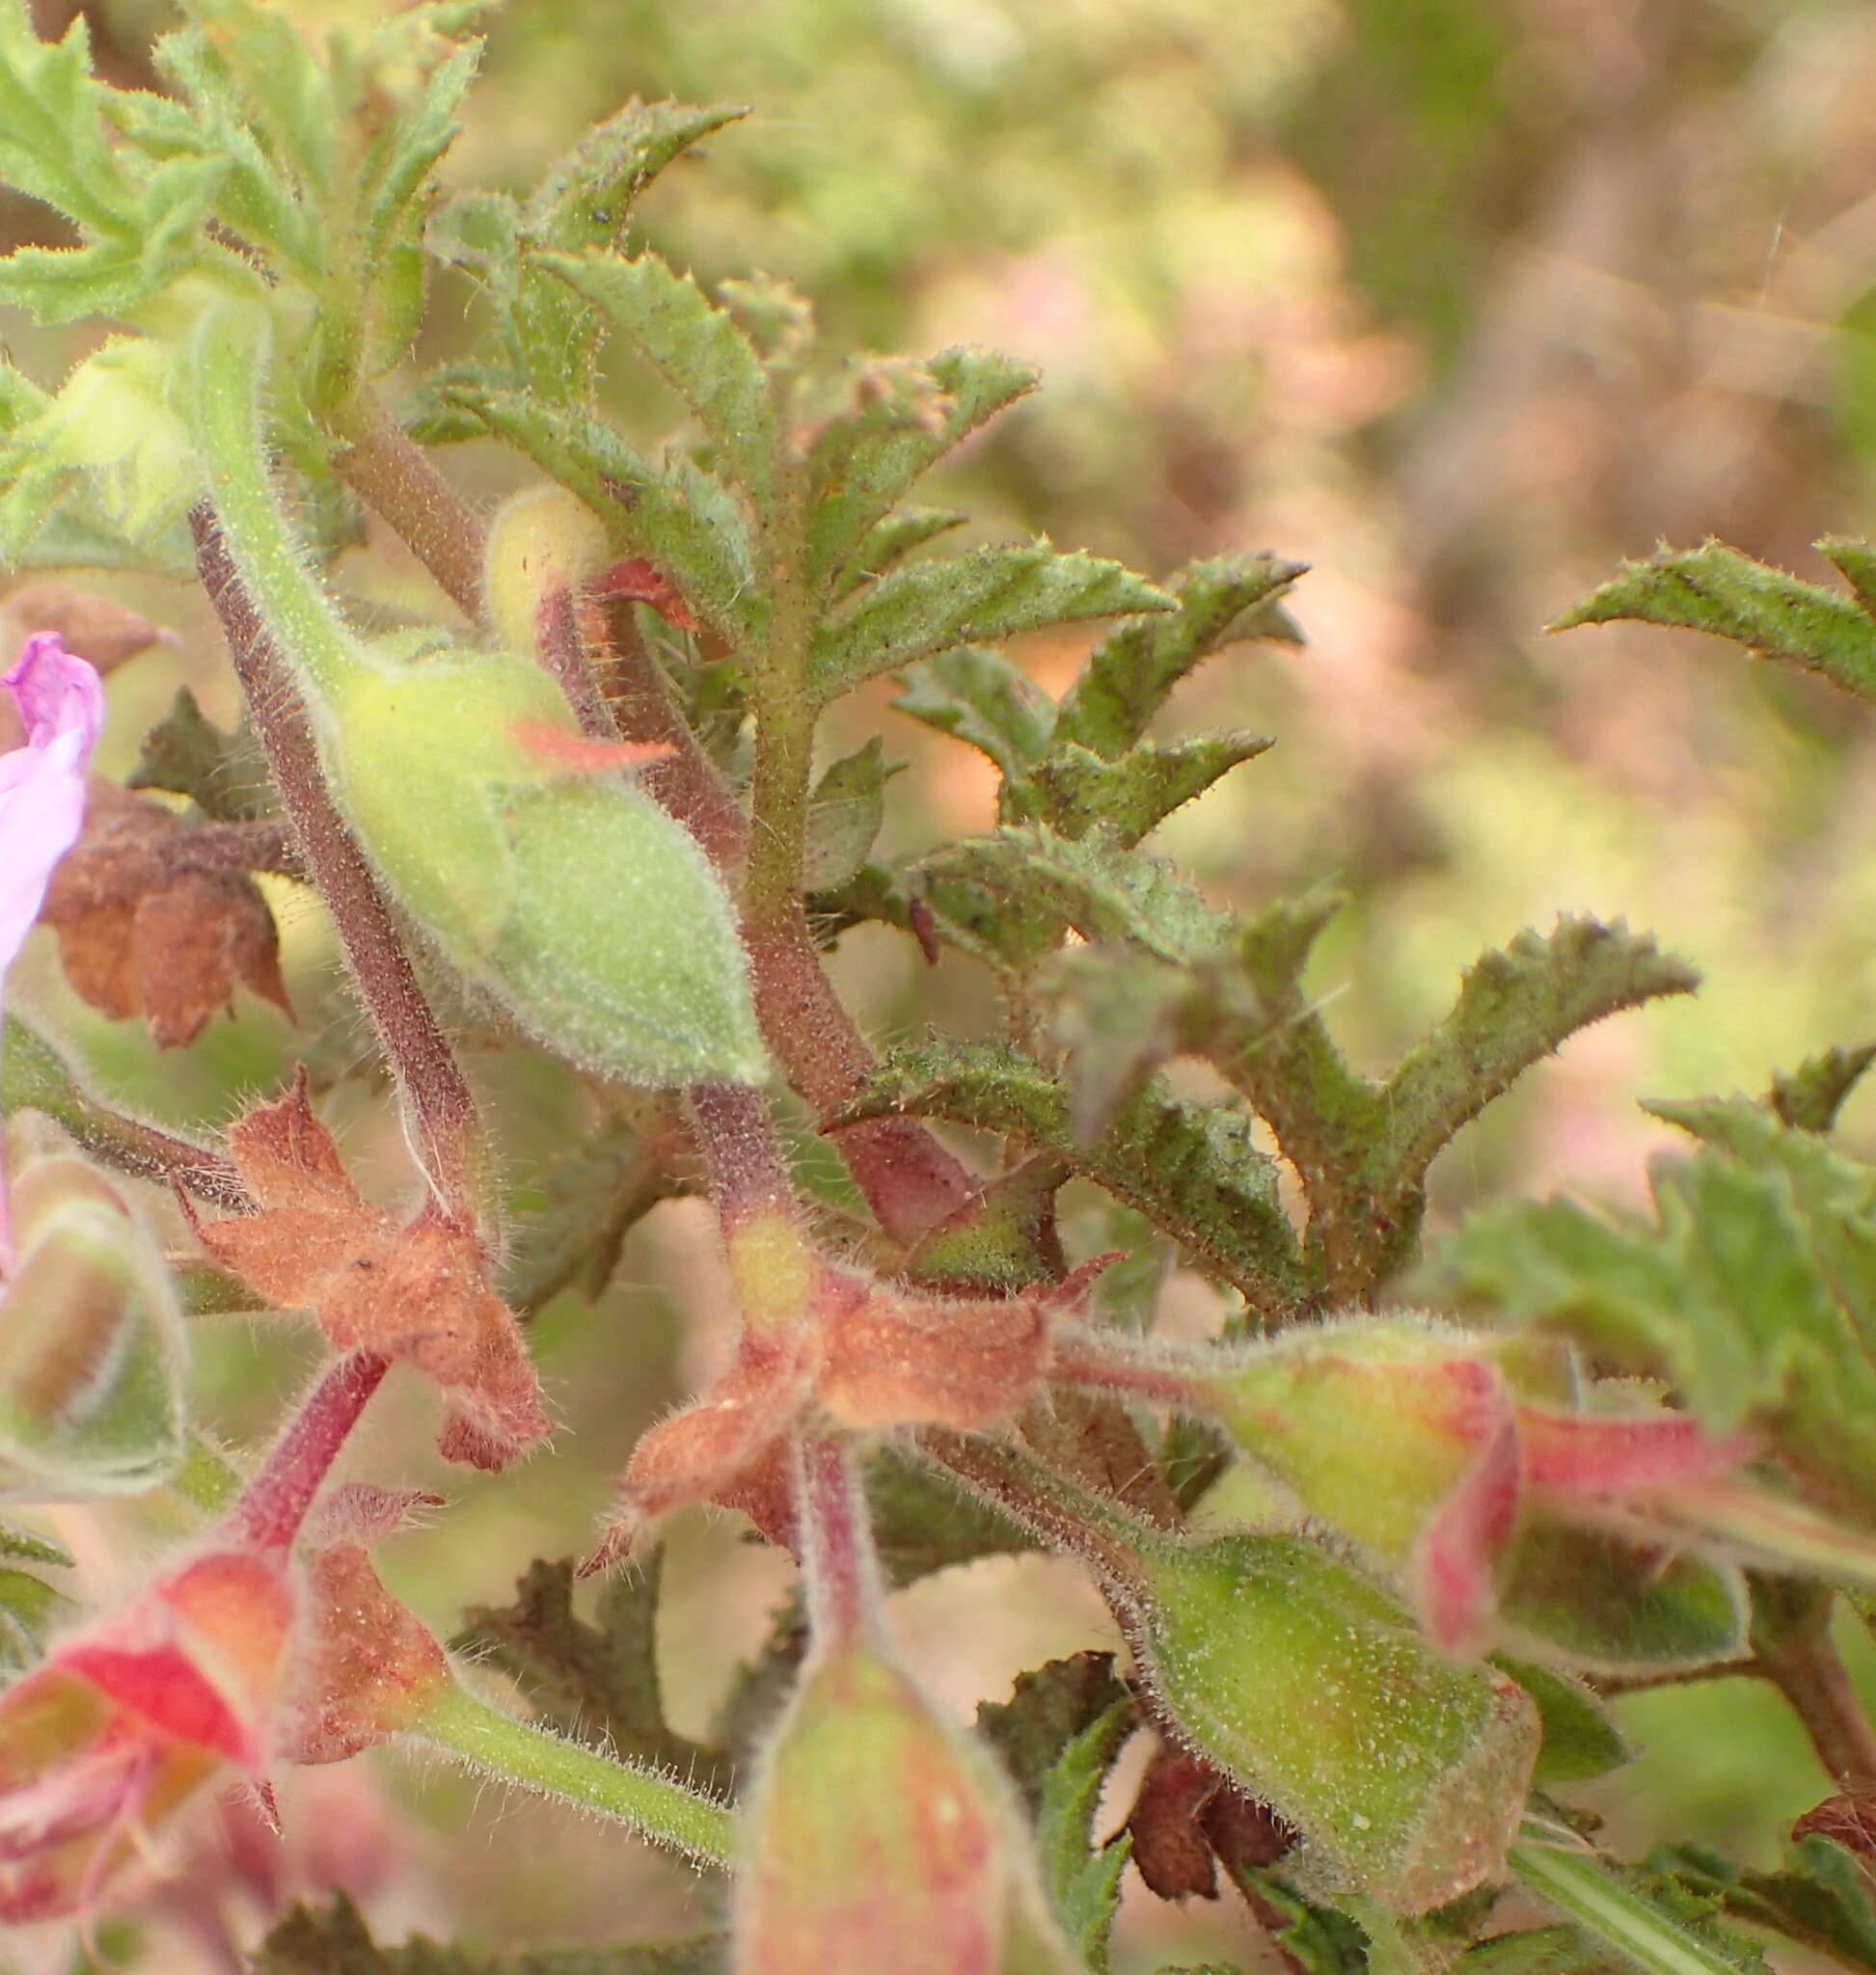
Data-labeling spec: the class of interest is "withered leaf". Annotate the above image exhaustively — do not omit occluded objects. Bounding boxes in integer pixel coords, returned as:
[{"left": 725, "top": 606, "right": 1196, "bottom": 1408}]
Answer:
[
  {"left": 3, "top": 582, "right": 175, "bottom": 674},
  {"left": 41, "top": 786, "right": 290, "bottom": 1047},
  {"left": 187, "top": 1071, "right": 550, "bottom": 1469}
]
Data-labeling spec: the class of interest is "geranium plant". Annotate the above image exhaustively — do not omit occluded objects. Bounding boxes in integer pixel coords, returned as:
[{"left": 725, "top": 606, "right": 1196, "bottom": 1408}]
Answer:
[{"left": 0, "top": 5, "right": 1874, "bottom": 1972}]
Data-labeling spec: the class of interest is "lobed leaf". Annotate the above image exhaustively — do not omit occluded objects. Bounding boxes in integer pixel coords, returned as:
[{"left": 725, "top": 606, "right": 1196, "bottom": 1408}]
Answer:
[
  {"left": 802, "top": 738, "right": 898, "bottom": 893},
  {"left": 447, "top": 386, "right": 764, "bottom": 647},
  {"left": 543, "top": 249, "right": 778, "bottom": 510},
  {"left": 802, "top": 345, "right": 1038, "bottom": 594},
  {"left": 1003, "top": 732, "right": 1273, "bottom": 844},
  {"left": 1769, "top": 1042, "right": 1876, "bottom": 1134},
  {"left": 0, "top": 1, "right": 138, "bottom": 241},
  {"left": 1553, "top": 539, "right": 1876, "bottom": 706},
  {"left": 846, "top": 1039, "right": 1309, "bottom": 1319},
  {"left": 1649, "top": 1836, "right": 1876, "bottom": 1974},
  {"left": 126, "top": 685, "right": 276, "bottom": 822},
  {"left": 808, "top": 541, "right": 1171, "bottom": 702},
  {"left": 1032, "top": 1701, "right": 1137, "bottom": 1971},
  {"left": 453, "top": 1556, "right": 725, "bottom": 1793},
  {"left": 1053, "top": 551, "right": 1305, "bottom": 760},
  {"left": 893, "top": 642, "right": 1055, "bottom": 780}
]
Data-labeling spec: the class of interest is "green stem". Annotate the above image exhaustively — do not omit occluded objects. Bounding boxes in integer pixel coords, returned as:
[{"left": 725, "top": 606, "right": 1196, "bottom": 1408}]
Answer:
[
  {"left": 743, "top": 457, "right": 815, "bottom": 932},
  {"left": 185, "top": 299, "right": 372, "bottom": 705},
  {"left": 411, "top": 1680, "right": 735, "bottom": 1868},
  {"left": 1510, "top": 1836, "right": 1745, "bottom": 1975}
]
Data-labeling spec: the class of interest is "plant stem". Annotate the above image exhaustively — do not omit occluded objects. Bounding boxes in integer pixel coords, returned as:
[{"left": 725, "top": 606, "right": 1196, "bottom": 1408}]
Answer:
[
  {"left": 411, "top": 1679, "right": 735, "bottom": 1867},
  {"left": 327, "top": 380, "right": 975, "bottom": 1239},
  {"left": 332, "top": 387, "right": 485, "bottom": 618},
  {"left": 1510, "top": 1835, "right": 1745, "bottom": 1975},
  {"left": 191, "top": 511, "right": 488, "bottom": 1222},
  {"left": 687, "top": 1079, "right": 819, "bottom": 1338},
  {"left": 2, "top": 1012, "right": 253, "bottom": 1211},
  {"left": 231, "top": 1349, "right": 390, "bottom": 1552},
  {"left": 1751, "top": 1577, "right": 1876, "bottom": 1790},
  {"left": 794, "top": 1433, "right": 881, "bottom": 1647}
]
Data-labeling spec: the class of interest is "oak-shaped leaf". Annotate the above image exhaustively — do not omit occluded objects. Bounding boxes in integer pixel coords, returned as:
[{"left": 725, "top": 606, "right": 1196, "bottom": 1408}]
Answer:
[
  {"left": 183, "top": 1070, "right": 547, "bottom": 1469},
  {"left": 41, "top": 786, "right": 290, "bottom": 1048}
]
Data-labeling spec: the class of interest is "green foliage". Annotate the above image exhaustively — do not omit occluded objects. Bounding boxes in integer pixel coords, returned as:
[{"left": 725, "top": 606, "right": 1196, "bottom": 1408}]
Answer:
[
  {"left": 253, "top": 1894, "right": 724, "bottom": 1975},
  {"left": 1500, "top": 1660, "right": 1632, "bottom": 1788},
  {"left": 1438, "top": 1093, "right": 1876, "bottom": 1522},
  {"left": 0, "top": 1524, "right": 72, "bottom": 1674},
  {"left": 125, "top": 685, "right": 276, "bottom": 822},
  {"left": 1648, "top": 1836, "right": 1876, "bottom": 1973},
  {"left": 1554, "top": 538, "right": 1876, "bottom": 706},
  {"left": 453, "top": 1556, "right": 726, "bottom": 1794}
]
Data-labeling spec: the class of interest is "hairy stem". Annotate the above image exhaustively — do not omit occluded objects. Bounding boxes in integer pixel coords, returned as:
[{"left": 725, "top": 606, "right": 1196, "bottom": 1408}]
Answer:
[
  {"left": 231, "top": 1350, "right": 391, "bottom": 1552},
  {"left": 688, "top": 1079, "right": 819, "bottom": 1339},
  {"left": 2, "top": 1012, "right": 253, "bottom": 1210},
  {"left": 194, "top": 507, "right": 488, "bottom": 1220},
  {"left": 1752, "top": 1578, "right": 1876, "bottom": 1790},
  {"left": 332, "top": 388, "right": 486, "bottom": 618},
  {"left": 919, "top": 1430, "right": 1148, "bottom": 1587},
  {"left": 794, "top": 1433, "right": 882, "bottom": 1647},
  {"left": 412, "top": 1679, "right": 735, "bottom": 1867}
]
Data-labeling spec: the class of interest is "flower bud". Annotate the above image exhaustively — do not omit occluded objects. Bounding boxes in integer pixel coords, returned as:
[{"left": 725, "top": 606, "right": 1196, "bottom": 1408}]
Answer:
[
  {"left": 314, "top": 646, "right": 766, "bottom": 1089},
  {"left": 0, "top": 1116, "right": 188, "bottom": 1502},
  {"left": 0, "top": 1547, "right": 295, "bottom": 1921},
  {"left": 483, "top": 484, "right": 609, "bottom": 656},
  {"left": 1118, "top": 1529, "right": 1538, "bottom": 1913},
  {"left": 736, "top": 1638, "right": 1080, "bottom": 1975}
]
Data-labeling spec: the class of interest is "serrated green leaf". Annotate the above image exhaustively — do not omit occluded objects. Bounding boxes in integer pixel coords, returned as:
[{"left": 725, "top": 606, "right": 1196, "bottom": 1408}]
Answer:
[
  {"left": 1459, "top": 1927, "right": 1630, "bottom": 1975},
  {"left": 865, "top": 1447, "right": 1035, "bottom": 1584},
  {"left": 1004, "top": 732, "right": 1272, "bottom": 843},
  {"left": 1770, "top": 1043, "right": 1876, "bottom": 1134},
  {"left": 1372, "top": 917, "right": 1697, "bottom": 1208},
  {"left": 527, "top": 98, "right": 747, "bottom": 251},
  {"left": 253, "top": 1892, "right": 725, "bottom": 1975},
  {"left": 803, "top": 345, "right": 1038, "bottom": 594},
  {"left": 1223, "top": 1868, "right": 1373, "bottom": 1975},
  {"left": 1032, "top": 1699, "right": 1137, "bottom": 1971},
  {"left": 893, "top": 642, "right": 1055, "bottom": 779},
  {"left": 845, "top": 504, "right": 966, "bottom": 591},
  {"left": 447, "top": 387, "right": 764, "bottom": 648},
  {"left": 0, "top": 3, "right": 138, "bottom": 240},
  {"left": 1649, "top": 1836, "right": 1876, "bottom": 1974},
  {"left": 809, "top": 542, "right": 1172, "bottom": 702},
  {"left": 1499, "top": 1659, "right": 1632, "bottom": 1785},
  {"left": 1053, "top": 552, "right": 1306, "bottom": 760},
  {"left": 0, "top": 241, "right": 151, "bottom": 324},
  {"left": 126, "top": 685, "right": 276, "bottom": 821},
  {"left": 452, "top": 1555, "right": 726, "bottom": 1794},
  {"left": 1821, "top": 537, "right": 1876, "bottom": 619},
  {"left": 802, "top": 737, "right": 898, "bottom": 892},
  {"left": 1439, "top": 1131, "right": 1876, "bottom": 1517},
  {"left": 845, "top": 1040, "right": 1308, "bottom": 1320},
  {"left": 500, "top": 1117, "right": 674, "bottom": 1315},
  {"left": 543, "top": 250, "right": 778, "bottom": 509},
  {"left": 921, "top": 823, "right": 1228, "bottom": 969},
  {"left": 1500, "top": 1525, "right": 1750, "bottom": 1676},
  {"left": 1553, "top": 539, "right": 1876, "bottom": 704},
  {"left": 977, "top": 1653, "right": 1133, "bottom": 1814},
  {"left": 160, "top": 1, "right": 333, "bottom": 205}
]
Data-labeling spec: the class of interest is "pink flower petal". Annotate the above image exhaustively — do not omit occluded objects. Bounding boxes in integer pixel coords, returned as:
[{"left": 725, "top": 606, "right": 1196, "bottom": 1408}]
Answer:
[
  {"left": 0, "top": 634, "right": 105, "bottom": 1274},
  {"left": 1517, "top": 1406, "right": 1750, "bottom": 1497},
  {"left": 1414, "top": 1381, "right": 1524, "bottom": 1656}
]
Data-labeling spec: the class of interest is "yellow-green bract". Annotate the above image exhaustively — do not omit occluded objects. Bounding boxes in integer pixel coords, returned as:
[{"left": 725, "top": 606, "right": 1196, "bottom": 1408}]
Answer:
[
  {"left": 316, "top": 642, "right": 766, "bottom": 1090},
  {"left": 1122, "top": 1530, "right": 1538, "bottom": 1913}
]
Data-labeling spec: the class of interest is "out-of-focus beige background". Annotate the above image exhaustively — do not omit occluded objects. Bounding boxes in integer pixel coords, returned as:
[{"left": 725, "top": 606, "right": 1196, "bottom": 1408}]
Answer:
[{"left": 12, "top": 1, "right": 1876, "bottom": 1966}]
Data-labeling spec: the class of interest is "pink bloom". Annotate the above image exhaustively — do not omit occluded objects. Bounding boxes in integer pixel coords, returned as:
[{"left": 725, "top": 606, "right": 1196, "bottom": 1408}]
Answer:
[
  {"left": 0, "top": 634, "right": 104, "bottom": 1272},
  {"left": 0, "top": 1549, "right": 296, "bottom": 1923}
]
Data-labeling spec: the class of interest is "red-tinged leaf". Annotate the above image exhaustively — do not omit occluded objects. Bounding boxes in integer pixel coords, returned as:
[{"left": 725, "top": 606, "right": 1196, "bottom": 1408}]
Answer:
[
  {"left": 590, "top": 555, "right": 700, "bottom": 629},
  {"left": 1519, "top": 1408, "right": 1752, "bottom": 1497},
  {"left": 1417, "top": 1400, "right": 1521, "bottom": 1657},
  {"left": 506, "top": 718, "right": 674, "bottom": 773}
]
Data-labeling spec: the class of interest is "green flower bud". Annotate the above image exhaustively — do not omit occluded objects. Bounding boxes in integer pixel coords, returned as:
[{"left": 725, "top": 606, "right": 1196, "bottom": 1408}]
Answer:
[
  {"left": 737, "top": 1638, "right": 1080, "bottom": 1975},
  {"left": 1120, "top": 1530, "right": 1538, "bottom": 1914},
  {"left": 315, "top": 645, "right": 766, "bottom": 1089},
  {"left": 0, "top": 1118, "right": 188, "bottom": 1501}
]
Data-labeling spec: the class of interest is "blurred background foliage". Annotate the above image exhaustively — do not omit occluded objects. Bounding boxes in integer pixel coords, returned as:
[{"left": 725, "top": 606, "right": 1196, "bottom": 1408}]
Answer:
[{"left": 11, "top": 0, "right": 1876, "bottom": 1966}]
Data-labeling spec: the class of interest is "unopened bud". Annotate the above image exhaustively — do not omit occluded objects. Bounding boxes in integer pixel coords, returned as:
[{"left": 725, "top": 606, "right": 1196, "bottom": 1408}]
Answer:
[
  {"left": 316, "top": 646, "right": 765, "bottom": 1089},
  {"left": 0, "top": 1116, "right": 188, "bottom": 1501},
  {"left": 1119, "top": 1529, "right": 1538, "bottom": 1913},
  {"left": 483, "top": 484, "right": 609, "bottom": 655},
  {"left": 736, "top": 1638, "right": 1079, "bottom": 1975}
]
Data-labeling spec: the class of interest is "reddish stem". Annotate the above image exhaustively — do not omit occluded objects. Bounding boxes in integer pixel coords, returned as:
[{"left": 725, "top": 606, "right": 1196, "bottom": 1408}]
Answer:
[
  {"left": 794, "top": 1432, "right": 880, "bottom": 1646},
  {"left": 192, "top": 506, "right": 487, "bottom": 1224},
  {"left": 332, "top": 391, "right": 485, "bottom": 618},
  {"left": 231, "top": 1350, "right": 391, "bottom": 1552},
  {"left": 688, "top": 1079, "right": 797, "bottom": 1231}
]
